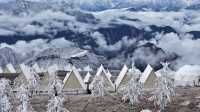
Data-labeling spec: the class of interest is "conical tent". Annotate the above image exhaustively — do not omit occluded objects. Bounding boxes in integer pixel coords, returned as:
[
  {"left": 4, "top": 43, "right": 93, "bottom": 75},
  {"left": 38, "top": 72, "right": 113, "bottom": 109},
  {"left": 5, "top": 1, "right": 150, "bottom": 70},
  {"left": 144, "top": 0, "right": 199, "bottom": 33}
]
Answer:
[
  {"left": 63, "top": 66, "right": 86, "bottom": 91},
  {"left": 139, "top": 64, "right": 157, "bottom": 89},
  {"left": 90, "top": 65, "right": 115, "bottom": 91},
  {"left": 6, "top": 63, "right": 17, "bottom": 73},
  {"left": 19, "top": 64, "right": 40, "bottom": 89},
  {"left": 19, "top": 63, "right": 32, "bottom": 80},
  {"left": 114, "top": 64, "right": 130, "bottom": 90},
  {"left": 13, "top": 64, "right": 30, "bottom": 91},
  {"left": 38, "top": 72, "right": 49, "bottom": 92},
  {"left": 84, "top": 72, "right": 92, "bottom": 83}
]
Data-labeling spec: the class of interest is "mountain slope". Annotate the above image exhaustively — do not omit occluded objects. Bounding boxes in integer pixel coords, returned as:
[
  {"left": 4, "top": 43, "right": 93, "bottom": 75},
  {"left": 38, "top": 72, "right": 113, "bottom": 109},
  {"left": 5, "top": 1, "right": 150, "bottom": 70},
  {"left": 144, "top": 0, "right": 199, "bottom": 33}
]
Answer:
[{"left": 0, "top": 2, "right": 200, "bottom": 69}]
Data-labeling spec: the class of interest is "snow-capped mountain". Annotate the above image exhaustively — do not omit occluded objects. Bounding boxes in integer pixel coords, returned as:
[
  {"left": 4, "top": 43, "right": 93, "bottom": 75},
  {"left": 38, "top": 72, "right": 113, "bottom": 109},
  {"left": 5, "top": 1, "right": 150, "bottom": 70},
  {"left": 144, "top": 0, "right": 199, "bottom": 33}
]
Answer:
[
  {"left": 0, "top": 0, "right": 200, "bottom": 70},
  {"left": 0, "top": 47, "right": 23, "bottom": 67}
]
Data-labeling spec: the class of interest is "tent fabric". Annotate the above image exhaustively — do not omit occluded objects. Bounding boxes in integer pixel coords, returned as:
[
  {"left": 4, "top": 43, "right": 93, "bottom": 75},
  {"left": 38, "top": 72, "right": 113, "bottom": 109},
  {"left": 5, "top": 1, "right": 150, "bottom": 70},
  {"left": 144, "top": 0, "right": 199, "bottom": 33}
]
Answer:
[
  {"left": 6, "top": 63, "right": 17, "bottom": 73},
  {"left": 63, "top": 66, "right": 86, "bottom": 91},
  {"left": 139, "top": 64, "right": 157, "bottom": 89},
  {"left": 90, "top": 65, "right": 115, "bottom": 91},
  {"left": 115, "top": 65, "right": 129, "bottom": 89}
]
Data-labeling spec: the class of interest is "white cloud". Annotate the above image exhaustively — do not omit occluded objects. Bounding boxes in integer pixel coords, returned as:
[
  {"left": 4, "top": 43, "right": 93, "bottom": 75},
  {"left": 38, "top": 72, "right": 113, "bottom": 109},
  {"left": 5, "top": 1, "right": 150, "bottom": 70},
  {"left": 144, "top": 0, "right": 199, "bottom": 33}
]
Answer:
[
  {"left": 152, "top": 32, "right": 200, "bottom": 68},
  {"left": 0, "top": 38, "right": 75, "bottom": 56},
  {"left": 0, "top": 28, "right": 15, "bottom": 35},
  {"left": 132, "top": 45, "right": 165, "bottom": 65},
  {"left": 21, "top": 24, "right": 45, "bottom": 35}
]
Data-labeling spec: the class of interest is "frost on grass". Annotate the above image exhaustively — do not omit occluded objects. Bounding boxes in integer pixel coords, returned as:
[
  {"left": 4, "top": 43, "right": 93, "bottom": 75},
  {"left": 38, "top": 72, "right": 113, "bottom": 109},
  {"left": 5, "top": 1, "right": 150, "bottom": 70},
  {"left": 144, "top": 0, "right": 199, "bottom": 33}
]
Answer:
[
  {"left": 17, "top": 84, "right": 35, "bottom": 112},
  {"left": 151, "top": 62, "right": 175, "bottom": 111},
  {"left": 91, "top": 75, "right": 108, "bottom": 97},
  {"left": 0, "top": 78, "right": 13, "bottom": 112},
  {"left": 121, "top": 64, "right": 143, "bottom": 105}
]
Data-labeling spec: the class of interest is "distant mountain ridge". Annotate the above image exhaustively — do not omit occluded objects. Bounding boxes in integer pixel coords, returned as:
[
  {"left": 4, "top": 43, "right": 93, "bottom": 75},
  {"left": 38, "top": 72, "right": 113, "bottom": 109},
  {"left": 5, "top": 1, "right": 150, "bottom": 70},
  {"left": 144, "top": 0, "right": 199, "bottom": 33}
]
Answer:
[{"left": 0, "top": 0, "right": 200, "bottom": 70}]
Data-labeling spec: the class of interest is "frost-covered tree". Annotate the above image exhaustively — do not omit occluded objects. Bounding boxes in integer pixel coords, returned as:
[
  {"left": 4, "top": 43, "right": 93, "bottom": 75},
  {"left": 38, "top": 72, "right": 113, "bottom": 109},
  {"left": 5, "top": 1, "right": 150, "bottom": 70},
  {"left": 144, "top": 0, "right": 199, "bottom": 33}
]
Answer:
[
  {"left": 48, "top": 68, "right": 63, "bottom": 96},
  {"left": 27, "top": 67, "right": 40, "bottom": 96},
  {"left": 91, "top": 75, "right": 107, "bottom": 97},
  {"left": 17, "top": 84, "right": 35, "bottom": 112},
  {"left": 121, "top": 64, "right": 143, "bottom": 106},
  {"left": 0, "top": 79, "right": 13, "bottom": 112},
  {"left": 29, "top": 68, "right": 40, "bottom": 88},
  {"left": 151, "top": 62, "right": 175, "bottom": 112},
  {"left": 47, "top": 95, "right": 69, "bottom": 112},
  {"left": 47, "top": 66, "right": 69, "bottom": 112}
]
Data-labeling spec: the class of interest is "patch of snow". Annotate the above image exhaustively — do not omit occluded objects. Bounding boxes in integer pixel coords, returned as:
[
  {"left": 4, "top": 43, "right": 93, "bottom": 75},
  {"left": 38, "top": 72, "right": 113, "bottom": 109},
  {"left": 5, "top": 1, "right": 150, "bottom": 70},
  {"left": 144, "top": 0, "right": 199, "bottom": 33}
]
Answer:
[
  {"left": 180, "top": 100, "right": 191, "bottom": 106},
  {"left": 71, "top": 50, "right": 88, "bottom": 58},
  {"left": 197, "top": 103, "right": 200, "bottom": 108},
  {"left": 140, "top": 109, "right": 152, "bottom": 112},
  {"left": 195, "top": 96, "right": 200, "bottom": 99}
]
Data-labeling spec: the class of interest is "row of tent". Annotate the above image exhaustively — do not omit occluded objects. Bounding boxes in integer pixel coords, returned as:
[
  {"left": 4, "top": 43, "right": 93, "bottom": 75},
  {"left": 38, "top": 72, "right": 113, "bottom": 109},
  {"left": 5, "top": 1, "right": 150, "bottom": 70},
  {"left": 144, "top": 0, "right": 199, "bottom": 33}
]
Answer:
[{"left": 0, "top": 63, "right": 158, "bottom": 92}]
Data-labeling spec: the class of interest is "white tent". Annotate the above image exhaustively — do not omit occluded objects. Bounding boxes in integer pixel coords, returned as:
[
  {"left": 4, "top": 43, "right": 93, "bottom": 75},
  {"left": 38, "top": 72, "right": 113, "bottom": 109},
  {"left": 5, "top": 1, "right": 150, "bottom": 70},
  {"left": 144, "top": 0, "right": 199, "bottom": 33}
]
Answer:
[
  {"left": 139, "top": 64, "right": 157, "bottom": 89},
  {"left": 114, "top": 64, "right": 129, "bottom": 90},
  {"left": 13, "top": 73, "right": 29, "bottom": 91},
  {"left": 32, "top": 63, "right": 42, "bottom": 73},
  {"left": 175, "top": 65, "right": 200, "bottom": 86},
  {"left": 13, "top": 64, "right": 31, "bottom": 91},
  {"left": 6, "top": 63, "right": 16, "bottom": 73},
  {"left": 84, "top": 72, "right": 92, "bottom": 83},
  {"left": 63, "top": 66, "right": 86, "bottom": 91},
  {"left": 19, "top": 63, "right": 32, "bottom": 81},
  {"left": 90, "top": 65, "right": 115, "bottom": 91}
]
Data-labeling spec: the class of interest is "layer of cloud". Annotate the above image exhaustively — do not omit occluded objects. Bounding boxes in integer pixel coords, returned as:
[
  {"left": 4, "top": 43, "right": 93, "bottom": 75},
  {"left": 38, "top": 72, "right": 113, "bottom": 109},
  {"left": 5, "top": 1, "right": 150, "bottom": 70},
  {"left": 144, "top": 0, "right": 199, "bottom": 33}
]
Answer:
[
  {"left": 0, "top": 38, "right": 75, "bottom": 56},
  {"left": 152, "top": 32, "right": 200, "bottom": 68}
]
